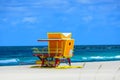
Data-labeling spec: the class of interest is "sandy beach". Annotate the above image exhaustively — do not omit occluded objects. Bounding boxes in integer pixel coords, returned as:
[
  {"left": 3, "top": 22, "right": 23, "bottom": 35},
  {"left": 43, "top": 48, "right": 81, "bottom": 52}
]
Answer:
[{"left": 0, "top": 61, "right": 120, "bottom": 80}]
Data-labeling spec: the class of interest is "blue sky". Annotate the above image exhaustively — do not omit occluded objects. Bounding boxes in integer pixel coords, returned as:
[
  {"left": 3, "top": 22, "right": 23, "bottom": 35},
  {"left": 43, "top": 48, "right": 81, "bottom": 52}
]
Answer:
[{"left": 0, "top": 0, "right": 120, "bottom": 46}]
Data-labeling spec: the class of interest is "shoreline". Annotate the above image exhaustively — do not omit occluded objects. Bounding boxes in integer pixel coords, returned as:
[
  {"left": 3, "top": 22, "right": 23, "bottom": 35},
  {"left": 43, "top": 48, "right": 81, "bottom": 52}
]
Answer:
[
  {"left": 0, "top": 61, "right": 120, "bottom": 80},
  {"left": 1, "top": 60, "right": 120, "bottom": 67}
]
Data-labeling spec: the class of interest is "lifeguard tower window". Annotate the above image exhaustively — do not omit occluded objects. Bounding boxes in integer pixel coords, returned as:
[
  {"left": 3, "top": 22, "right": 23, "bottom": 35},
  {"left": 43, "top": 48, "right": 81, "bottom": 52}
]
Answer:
[{"left": 69, "top": 42, "right": 71, "bottom": 46}]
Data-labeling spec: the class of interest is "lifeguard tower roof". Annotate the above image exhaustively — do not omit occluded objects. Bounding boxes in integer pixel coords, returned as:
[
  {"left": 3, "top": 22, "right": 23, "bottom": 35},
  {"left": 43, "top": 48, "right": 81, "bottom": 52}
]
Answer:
[{"left": 47, "top": 32, "right": 72, "bottom": 39}]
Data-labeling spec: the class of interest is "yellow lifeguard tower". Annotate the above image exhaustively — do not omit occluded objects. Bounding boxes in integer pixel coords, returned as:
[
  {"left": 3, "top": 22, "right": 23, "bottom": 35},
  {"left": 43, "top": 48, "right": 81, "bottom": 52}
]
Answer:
[{"left": 33, "top": 32, "right": 74, "bottom": 67}]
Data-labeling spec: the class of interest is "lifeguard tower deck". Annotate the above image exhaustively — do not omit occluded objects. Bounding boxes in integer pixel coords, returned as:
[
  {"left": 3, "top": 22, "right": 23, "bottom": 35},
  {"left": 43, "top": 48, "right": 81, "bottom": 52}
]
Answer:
[{"left": 33, "top": 32, "right": 74, "bottom": 67}]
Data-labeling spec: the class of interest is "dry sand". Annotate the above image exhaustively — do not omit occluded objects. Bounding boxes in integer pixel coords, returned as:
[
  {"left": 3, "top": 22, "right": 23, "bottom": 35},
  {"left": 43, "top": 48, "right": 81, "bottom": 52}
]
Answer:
[{"left": 0, "top": 61, "right": 120, "bottom": 80}]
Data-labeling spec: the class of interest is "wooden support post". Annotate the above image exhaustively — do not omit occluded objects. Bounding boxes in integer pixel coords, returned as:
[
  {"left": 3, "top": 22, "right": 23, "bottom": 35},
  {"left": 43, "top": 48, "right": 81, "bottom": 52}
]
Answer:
[
  {"left": 67, "top": 58, "right": 71, "bottom": 66},
  {"left": 41, "top": 58, "right": 45, "bottom": 66},
  {"left": 55, "top": 58, "right": 60, "bottom": 67}
]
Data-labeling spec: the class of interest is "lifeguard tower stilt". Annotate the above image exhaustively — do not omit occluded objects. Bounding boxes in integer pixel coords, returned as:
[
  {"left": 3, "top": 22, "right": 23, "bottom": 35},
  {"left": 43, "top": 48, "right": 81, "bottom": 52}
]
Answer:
[{"left": 33, "top": 32, "right": 74, "bottom": 67}]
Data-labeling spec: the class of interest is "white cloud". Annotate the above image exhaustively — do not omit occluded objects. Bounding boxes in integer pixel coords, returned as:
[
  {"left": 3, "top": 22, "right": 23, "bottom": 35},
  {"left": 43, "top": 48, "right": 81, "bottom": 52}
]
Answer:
[
  {"left": 0, "top": 0, "right": 72, "bottom": 14},
  {"left": 11, "top": 21, "right": 19, "bottom": 26},
  {"left": 6, "top": 6, "right": 27, "bottom": 12},
  {"left": 35, "top": 0, "right": 70, "bottom": 9},
  {"left": 65, "top": 7, "right": 77, "bottom": 13},
  {"left": 22, "top": 17, "right": 37, "bottom": 23},
  {"left": 82, "top": 16, "right": 93, "bottom": 22},
  {"left": 77, "top": 0, "right": 116, "bottom": 4},
  {"left": 40, "top": 0, "right": 68, "bottom": 6},
  {"left": 2, "top": 18, "right": 8, "bottom": 22},
  {"left": 4, "top": 17, "right": 38, "bottom": 26},
  {"left": 77, "top": 0, "right": 91, "bottom": 4},
  {"left": 1, "top": 0, "right": 70, "bottom": 8}
]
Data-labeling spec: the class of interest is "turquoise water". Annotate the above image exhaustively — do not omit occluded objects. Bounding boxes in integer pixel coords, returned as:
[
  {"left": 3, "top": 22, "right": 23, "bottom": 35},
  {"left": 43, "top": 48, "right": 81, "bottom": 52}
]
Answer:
[{"left": 0, "top": 45, "right": 120, "bottom": 66}]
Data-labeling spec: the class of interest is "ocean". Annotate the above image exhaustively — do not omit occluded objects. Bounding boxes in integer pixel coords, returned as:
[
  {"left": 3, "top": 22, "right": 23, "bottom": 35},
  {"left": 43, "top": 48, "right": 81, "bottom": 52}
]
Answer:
[{"left": 0, "top": 45, "right": 120, "bottom": 66}]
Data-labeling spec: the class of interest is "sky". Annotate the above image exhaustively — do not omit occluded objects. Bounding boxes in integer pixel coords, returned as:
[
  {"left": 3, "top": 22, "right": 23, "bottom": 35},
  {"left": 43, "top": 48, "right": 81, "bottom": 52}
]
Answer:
[{"left": 0, "top": 0, "right": 120, "bottom": 46}]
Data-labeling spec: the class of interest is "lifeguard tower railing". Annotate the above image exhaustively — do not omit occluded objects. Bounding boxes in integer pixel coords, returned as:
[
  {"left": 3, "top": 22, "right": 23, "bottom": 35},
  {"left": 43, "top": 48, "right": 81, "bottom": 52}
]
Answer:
[{"left": 33, "top": 33, "right": 74, "bottom": 67}]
